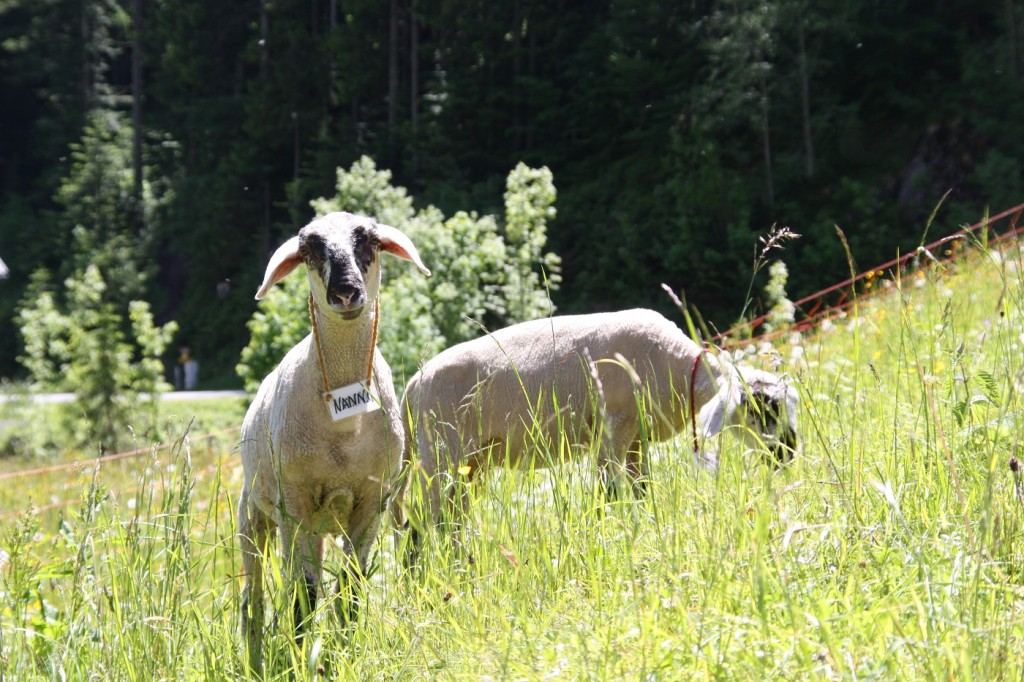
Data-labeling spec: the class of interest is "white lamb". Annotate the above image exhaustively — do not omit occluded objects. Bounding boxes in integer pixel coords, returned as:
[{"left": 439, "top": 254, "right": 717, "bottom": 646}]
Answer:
[
  {"left": 396, "top": 308, "right": 798, "bottom": 553},
  {"left": 238, "top": 211, "right": 429, "bottom": 673}
]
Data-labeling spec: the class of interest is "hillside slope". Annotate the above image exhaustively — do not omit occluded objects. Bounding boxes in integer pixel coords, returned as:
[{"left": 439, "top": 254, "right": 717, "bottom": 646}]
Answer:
[{"left": 2, "top": 235, "right": 1023, "bottom": 679}]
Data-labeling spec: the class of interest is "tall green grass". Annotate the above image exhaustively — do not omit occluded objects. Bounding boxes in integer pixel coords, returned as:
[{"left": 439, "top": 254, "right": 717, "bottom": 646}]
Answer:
[{"left": 2, "top": 237, "right": 1024, "bottom": 679}]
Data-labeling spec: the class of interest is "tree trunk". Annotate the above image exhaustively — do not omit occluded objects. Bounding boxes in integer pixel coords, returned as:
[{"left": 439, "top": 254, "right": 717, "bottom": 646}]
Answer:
[
  {"left": 293, "top": 112, "right": 300, "bottom": 181},
  {"left": 410, "top": 0, "right": 418, "bottom": 178},
  {"left": 329, "top": 0, "right": 338, "bottom": 106},
  {"left": 526, "top": 0, "right": 535, "bottom": 150},
  {"left": 262, "top": 180, "right": 272, "bottom": 264},
  {"left": 797, "top": 15, "right": 815, "bottom": 177},
  {"left": 81, "top": 3, "right": 90, "bottom": 108},
  {"left": 512, "top": 0, "right": 522, "bottom": 150},
  {"left": 259, "top": 0, "right": 269, "bottom": 78},
  {"left": 131, "top": 0, "right": 144, "bottom": 201},
  {"left": 1007, "top": 0, "right": 1019, "bottom": 82},
  {"left": 760, "top": 77, "right": 774, "bottom": 213},
  {"left": 260, "top": 0, "right": 270, "bottom": 260},
  {"left": 388, "top": 0, "right": 399, "bottom": 167}
]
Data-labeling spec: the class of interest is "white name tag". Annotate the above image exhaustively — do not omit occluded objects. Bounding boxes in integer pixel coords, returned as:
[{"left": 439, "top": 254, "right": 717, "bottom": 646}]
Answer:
[{"left": 325, "top": 381, "right": 381, "bottom": 422}]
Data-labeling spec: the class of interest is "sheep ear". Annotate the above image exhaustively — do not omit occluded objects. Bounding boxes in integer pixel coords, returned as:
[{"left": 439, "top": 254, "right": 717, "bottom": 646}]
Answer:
[
  {"left": 697, "top": 380, "right": 741, "bottom": 441},
  {"left": 375, "top": 223, "right": 431, "bottom": 276},
  {"left": 696, "top": 394, "right": 727, "bottom": 441},
  {"left": 255, "top": 236, "right": 303, "bottom": 300}
]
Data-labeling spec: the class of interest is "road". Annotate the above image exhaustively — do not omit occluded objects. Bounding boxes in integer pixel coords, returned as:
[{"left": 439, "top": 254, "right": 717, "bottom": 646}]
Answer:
[{"left": 0, "top": 390, "right": 248, "bottom": 404}]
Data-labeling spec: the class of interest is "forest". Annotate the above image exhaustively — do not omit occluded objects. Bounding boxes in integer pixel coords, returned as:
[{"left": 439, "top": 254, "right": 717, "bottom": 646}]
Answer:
[{"left": 1, "top": 0, "right": 1022, "bottom": 386}]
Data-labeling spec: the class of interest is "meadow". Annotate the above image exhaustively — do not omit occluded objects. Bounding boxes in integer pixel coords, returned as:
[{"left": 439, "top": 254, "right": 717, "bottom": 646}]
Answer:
[{"left": 2, "top": 233, "right": 1024, "bottom": 680}]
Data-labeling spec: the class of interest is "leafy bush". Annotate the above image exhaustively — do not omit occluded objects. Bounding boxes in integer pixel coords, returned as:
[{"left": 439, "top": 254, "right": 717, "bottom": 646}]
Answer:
[
  {"left": 16, "top": 264, "right": 177, "bottom": 454},
  {"left": 237, "top": 156, "right": 561, "bottom": 391}
]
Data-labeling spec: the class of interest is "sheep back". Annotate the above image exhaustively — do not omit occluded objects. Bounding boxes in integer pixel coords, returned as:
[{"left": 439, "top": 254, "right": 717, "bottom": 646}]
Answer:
[{"left": 403, "top": 308, "right": 717, "bottom": 473}]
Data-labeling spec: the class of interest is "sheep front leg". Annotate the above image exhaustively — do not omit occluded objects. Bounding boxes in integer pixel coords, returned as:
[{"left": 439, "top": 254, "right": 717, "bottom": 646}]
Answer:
[
  {"left": 426, "top": 431, "right": 473, "bottom": 556},
  {"left": 397, "top": 471, "right": 428, "bottom": 570},
  {"left": 398, "top": 428, "right": 439, "bottom": 569},
  {"left": 598, "top": 414, "right": 639, "bottom": 499},
  {"left": 239, "top": 494, "right": 273, "bottom": 675},
  {"left": 390, "top": 477, "right": 410, "bottom": 565},
  {"left": 335, "top": 504, "right": 383, "bottom": 625},
  {"left": 401, "top": 426, "right": 475, "bottom": 566},
  {"left": 279, "top": 521, "right": 323, "bottom": 643},
  {"left": 447, "top": 455, "right": 479, "bottom": 556}
]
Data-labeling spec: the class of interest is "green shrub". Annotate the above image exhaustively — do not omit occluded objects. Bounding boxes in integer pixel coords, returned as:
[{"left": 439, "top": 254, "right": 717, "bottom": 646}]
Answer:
[
  {"left": 763, "top": 260, "right": 795, "bottom": 333},
  {"left": 16, "top": 264, "right": 177, "bottom": 454},
  {"left": 237, "top": 157, "right": 561, "bottom": 391}
]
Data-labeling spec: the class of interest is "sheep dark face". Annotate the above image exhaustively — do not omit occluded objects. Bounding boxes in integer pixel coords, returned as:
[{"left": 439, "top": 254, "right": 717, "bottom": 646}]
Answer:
[
  {"left": 734, "top": 369, "right": 799, "bottom": 466},
  {"left": 254, "top": 211, "right": 429, "bottom": 308},
  {"left": 753, "top": 393, "right": 799, "bottom": 466},
  {"left": 300, "top": 217, "right": 380, "bottom": 319}
]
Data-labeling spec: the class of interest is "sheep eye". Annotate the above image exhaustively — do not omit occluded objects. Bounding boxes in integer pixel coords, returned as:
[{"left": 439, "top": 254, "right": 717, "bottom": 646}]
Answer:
[
  {"left": 352, "top": 229, "right": 377, "bottom": 272},
  {"left": 300, "top": 234, "right": 326, "bottom": 271}
]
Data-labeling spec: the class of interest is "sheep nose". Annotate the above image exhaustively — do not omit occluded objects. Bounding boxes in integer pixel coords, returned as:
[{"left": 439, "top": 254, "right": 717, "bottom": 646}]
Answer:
[{"left": 329, "top": 286, "right": 364, "bottom": 309}]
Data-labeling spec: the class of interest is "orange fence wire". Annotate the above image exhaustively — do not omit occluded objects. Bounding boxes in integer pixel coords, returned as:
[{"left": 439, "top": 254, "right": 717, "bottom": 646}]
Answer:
[
  {"left": 0, "top": 458, "right": 234, "bottom": 522},
  {"left": 713, "top": 202, "right": 1024, "bottom": 345},
  {"left": 0, "top": 426, "right": 241, "bottom": 483},
  {"left": 0, "top": 426, "right": 241, "bottom": 521}
]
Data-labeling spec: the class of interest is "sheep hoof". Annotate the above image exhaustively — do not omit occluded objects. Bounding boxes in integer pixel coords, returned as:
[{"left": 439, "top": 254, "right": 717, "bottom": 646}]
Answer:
[
  {"left": 334, "top": 571, "right": 362, "bottom": 627},
  {"left": 290, "top": 569, "right": 319, "bottom": 642},
  {"left": 402, "top": 526, "right": 422, "bottom": 571},
  {"left": 631, "top": 478, "right": 650, "bottom": 498},
  {"left": 693, "top": 449, "right": 719, "bottom": 472}
]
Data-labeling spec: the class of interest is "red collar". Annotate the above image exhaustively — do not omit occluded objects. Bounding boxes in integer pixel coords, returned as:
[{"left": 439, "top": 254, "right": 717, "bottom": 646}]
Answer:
[{"left": 689, "top": 347, "right": 710, "bottom": 453}]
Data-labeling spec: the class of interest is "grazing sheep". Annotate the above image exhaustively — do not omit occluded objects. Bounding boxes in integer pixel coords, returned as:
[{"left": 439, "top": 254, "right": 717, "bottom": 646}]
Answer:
[
  {"left": 396, "top": 308, "right": 798, "bottom": 553},
  {"left": 238, "top": 211, "right": 429, "bottom": 672}
]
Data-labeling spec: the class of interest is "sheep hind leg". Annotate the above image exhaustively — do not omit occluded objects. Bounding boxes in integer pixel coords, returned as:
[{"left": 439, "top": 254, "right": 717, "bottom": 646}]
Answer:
[
  {"left": 624, "top": 437, "right": 650, "bottom": 498},
  {"left": 239, "top": 495, "right": 273, "bottom": 675}
]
